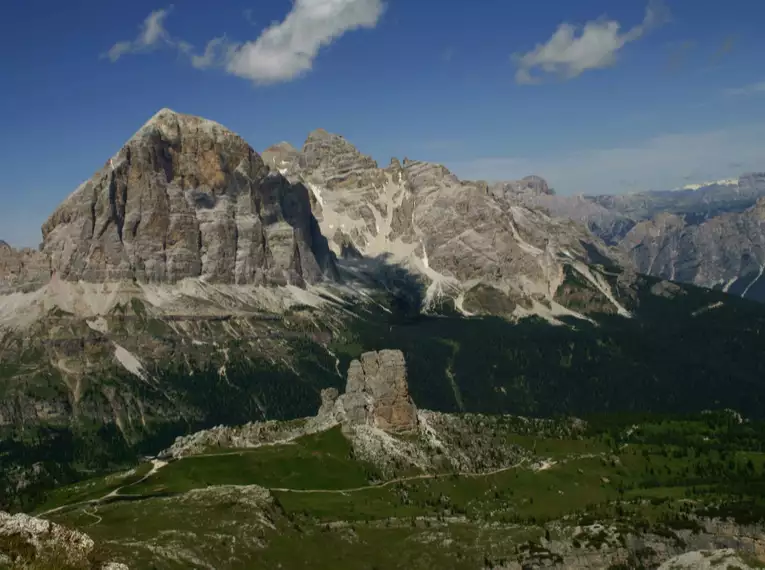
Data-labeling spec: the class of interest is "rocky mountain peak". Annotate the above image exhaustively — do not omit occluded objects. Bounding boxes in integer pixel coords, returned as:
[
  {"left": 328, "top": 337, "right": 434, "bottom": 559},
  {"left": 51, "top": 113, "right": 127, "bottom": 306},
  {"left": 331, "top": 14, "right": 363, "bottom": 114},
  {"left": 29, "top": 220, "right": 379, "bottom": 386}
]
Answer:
[
  {"left": 304, "top": 128, "right": 336, "bottom": 141},
  {"left": 490, "top": 175, "right": 553, "bottom": 198},
  {"left": 300, "top": 129, "right": 378, "bottom": 178},
  {"left": 40, "top": 110, "right": 335, "bottom": 286},
  {"left": 262, "top": 141, "right": 301, "bottom": 173},
  {"left": 521, "top": 175, "right": 553, "bottom": 195}
]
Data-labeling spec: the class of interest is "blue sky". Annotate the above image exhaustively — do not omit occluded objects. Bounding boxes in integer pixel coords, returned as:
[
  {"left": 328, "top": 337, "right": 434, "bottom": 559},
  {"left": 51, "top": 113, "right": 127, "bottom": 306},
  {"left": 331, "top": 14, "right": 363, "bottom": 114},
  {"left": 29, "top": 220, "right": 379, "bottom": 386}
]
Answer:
[{"left": 1, "top": 0, "right": 764, "bottom": 247}]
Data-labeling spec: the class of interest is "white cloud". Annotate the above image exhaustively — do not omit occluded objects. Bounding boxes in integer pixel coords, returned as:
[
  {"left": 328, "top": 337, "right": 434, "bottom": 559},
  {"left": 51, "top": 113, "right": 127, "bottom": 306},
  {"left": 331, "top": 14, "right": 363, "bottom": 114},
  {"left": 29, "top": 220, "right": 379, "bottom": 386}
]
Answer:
[
  {"left": 189, "top": 37, "right": 228, "bottom": 70},
  {"left": 449, "top": 123, "right": 765, "bottom": 196},
  {"left": 514, "top": 0, "right": 669, "bottom": 84},
  {"left": 105, "top": 1, "right": 385, "bottom": 84},
  {"left": 724, "top": 81, "right": 765, "bottom": 97},
  {"left": 104, "top": 8, "right": 173, "bottom": 62},
  {"left": 225, "top": 0, "right": 386, "bottom": 84}
]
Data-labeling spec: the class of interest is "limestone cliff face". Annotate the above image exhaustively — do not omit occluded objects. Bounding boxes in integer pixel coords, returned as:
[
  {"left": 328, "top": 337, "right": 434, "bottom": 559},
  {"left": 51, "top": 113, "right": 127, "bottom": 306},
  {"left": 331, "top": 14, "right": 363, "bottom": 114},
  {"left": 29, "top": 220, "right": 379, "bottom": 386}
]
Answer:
[{"left": 41, "top": 109, "right": 335, "bottom": 286}]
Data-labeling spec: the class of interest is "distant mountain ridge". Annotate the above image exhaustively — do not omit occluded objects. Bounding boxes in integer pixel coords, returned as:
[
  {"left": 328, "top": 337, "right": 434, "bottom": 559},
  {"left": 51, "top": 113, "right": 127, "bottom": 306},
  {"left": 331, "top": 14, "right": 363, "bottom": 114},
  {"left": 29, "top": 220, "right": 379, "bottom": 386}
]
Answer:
[{"left": 504, "top": 172, "right": 765, "bottom": 303}]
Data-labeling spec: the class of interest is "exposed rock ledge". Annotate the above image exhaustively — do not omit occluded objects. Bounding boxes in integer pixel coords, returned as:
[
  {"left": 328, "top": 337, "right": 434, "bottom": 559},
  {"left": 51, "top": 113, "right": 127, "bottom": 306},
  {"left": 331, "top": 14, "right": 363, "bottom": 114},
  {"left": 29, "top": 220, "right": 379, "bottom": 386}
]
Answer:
[{"left": 0, "top": 511, "right": 129, "bottom": 569}]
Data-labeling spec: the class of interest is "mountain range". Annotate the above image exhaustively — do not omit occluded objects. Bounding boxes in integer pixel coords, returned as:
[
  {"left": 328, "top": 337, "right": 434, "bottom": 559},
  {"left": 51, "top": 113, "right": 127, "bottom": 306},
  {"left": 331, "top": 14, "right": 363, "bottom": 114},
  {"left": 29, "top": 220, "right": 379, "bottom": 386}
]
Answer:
[
  {"left": 1, "top": 109, "right": 765, "bottom": 523},
  {"left": 2, "top": 109, "right": 765, "bottom": 568}
]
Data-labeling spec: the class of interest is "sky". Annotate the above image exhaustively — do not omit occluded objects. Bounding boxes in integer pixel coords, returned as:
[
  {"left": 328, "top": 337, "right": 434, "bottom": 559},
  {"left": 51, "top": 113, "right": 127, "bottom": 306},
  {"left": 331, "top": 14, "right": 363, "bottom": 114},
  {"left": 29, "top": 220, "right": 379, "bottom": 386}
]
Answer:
[{"left": 1, "top": 0, "right": 764, "bottom": 247}]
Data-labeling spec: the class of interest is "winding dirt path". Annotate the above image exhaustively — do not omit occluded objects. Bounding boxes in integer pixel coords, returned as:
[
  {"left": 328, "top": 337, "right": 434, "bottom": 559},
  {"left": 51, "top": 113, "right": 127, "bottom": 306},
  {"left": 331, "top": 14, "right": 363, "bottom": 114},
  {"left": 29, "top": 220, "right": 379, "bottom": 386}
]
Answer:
[
  {"left": 269, "top": 458, "right": 532, "bottom": 494},
  {"left": 38, "top": 459, "right": 168, "bottom": 517}
]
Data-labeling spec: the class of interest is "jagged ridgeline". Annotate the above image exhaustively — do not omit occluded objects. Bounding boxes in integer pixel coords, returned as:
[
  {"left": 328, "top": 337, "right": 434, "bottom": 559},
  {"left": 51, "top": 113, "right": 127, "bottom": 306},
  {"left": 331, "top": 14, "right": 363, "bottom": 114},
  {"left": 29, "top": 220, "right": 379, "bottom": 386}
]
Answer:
[{"left": 1, "top": 109, "right": 765, "bottom": 510}]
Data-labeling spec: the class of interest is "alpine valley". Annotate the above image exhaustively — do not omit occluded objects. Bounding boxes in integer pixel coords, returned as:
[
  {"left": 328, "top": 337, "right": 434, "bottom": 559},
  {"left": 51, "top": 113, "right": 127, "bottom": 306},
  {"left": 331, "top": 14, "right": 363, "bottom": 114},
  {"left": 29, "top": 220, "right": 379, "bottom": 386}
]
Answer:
[{"left": 2, "top": 110, "right": 765, "bottom": 570}]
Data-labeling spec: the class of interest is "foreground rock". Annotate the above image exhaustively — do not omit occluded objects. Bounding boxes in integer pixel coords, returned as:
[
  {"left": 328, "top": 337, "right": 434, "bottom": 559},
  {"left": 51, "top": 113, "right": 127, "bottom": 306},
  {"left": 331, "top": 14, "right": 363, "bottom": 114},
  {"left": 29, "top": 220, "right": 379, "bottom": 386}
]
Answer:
[
  {"left": 0, "top": 511, "right": 127, "bottom": 569},
  {"left": 498, "top": 518, "right": 765, "bottom": 569}
]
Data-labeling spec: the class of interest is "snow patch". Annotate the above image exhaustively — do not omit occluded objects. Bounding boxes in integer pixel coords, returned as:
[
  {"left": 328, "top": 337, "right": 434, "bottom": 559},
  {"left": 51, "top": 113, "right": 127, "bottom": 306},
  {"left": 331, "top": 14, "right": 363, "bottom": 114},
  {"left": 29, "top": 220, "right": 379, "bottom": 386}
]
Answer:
[
  {"left": 692, "top": 301, "right": 724, "bottom": 317},
  {"left": 674, "top": 178, "right": 739, "bottom": 191},
  {"left": 306, "top": 182, "right": 325, "bottom": 208},
  {"left": 742, "top": 265, "right": 765, "bottom": 299},
  {"left": 453, "top": 293, "right": 474, "bottom": 317},
  {"left": 113, "top": 343, "right": 147, "bottom": 380},
  {"left": 572, "top": 262, "right": 632, "bottom": 318}
]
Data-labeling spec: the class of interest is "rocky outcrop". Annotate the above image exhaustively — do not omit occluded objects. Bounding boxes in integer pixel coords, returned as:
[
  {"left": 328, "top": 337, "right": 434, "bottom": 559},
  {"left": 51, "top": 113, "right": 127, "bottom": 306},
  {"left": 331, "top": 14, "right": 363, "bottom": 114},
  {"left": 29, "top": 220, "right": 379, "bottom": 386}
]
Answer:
[
  {"left": 40, "top": 109, "right": 336, "bottom": 286},
  {"left": 341, "top": 350, "right": 418, "bottom": 432},
  {"left": 165, "top": 349, "right": 418, "bottom": 461},
  {"left": 315, "top": 350, "right": 418, "bottom": 433},
  {"left": 0, "top": 511, "right": 127, "bottom": 569}
]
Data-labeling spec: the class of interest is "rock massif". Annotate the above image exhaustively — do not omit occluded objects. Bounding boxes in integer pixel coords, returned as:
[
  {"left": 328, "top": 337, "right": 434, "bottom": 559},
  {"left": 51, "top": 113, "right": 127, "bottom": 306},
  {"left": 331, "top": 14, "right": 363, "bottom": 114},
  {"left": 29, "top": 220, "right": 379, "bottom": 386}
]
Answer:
[
  {"left": 41, "top": 109, "right": 335, "bottom": 286},
  {"left": 0, "top": 110, "right": 639, "bottom": 322},
  {"left": 265, "top": 130, "right": 629, "bottom": 318}
]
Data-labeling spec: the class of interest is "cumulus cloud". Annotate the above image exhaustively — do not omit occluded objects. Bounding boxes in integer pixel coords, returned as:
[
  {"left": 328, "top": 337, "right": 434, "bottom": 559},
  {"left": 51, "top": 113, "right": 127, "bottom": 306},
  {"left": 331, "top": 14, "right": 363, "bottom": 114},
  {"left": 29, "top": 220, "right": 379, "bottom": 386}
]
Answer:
[
  {"left": 225, "top": 0, "right": 385, "bottom": 84},
  {"left": 105, "top": 1, "right": 385, "bottom": 84},
  {"left": 514, "top": 0, "right": 669, "bottom": 84},
  {"left": 449, "top": 123, "right": 765, "bottom": 196},
  {"left": 104, "top": 8, "right": 173, "bottom": 62},
  {"left": 724, "top": 81, "right": 765, "bottom": 97}
]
